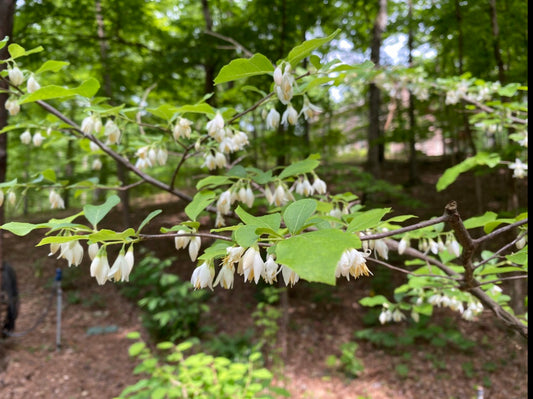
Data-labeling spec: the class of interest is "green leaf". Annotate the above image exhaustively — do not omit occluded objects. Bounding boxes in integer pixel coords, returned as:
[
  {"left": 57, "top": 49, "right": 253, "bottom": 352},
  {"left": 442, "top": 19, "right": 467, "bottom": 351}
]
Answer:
[
  {"left": 214, "top": 53, "right": 274, "bottom": 85},
  {"left": 286, "top": 29, "right": 340, "bottom": 67},
  {"left": 346, "top": 208, "right": 391, "bottom": 233},
  {"left": 8, "top": 43, "right": 43, "bottom": 59},
  {"left": 0, "top": 36, "right": 8, "bottom": 50},
  {"left": 128, "top": 342, "right": 146, "bottom": 357},
  {"left": 185, "top": 190, "right": 216, "bottom": 221},
  {"left": 36, "top": 60, "right": 69, "bottom": 74},
  {"left": 235, "top": 206, "right": 281, "bottom": 230},
  {"left": 147, "top": 103, "right": 178, "bottom": 121},
  {"left": 88, "top": 228, "right": 136, "bottom": 242},
  {"left": 359, "top": 295, "right": 390, "bottom": 307},
  {"left": 498, "top": 83, "right": 521, "bottom": 97},
  {"left": 36, "top": 234, "right": 87, "bottom": 246},
  {"left": 196, "top": 175, "right": 232, "bottom": 190},
  {"left": 283, "top": 199, "right": 317, "bottom": 234},
  {"left": 137, "top": 210, "right": 162, "bottom": 233},
  {"left": 506, "top": 246, "right": 528, "bottom": 265},
  {"left": 174, "top": 103, "right": 215, "bottom": 116},
  {"left": 0, "top": 221, "right": 48, "bottom": 236},
  {"left": 436, "top": 152, "right": 501, "bottom": 191},
  {"left": 84, "top": 195, "right": 120, "bottom": 227},
  {"left": 278, "top": 154, "right": 320, "bottom": 180},
  {"left": 275, "top": 229, "right": 361, "bottom": 285},
  {"left": 234, "top": 225, "right": 260, "bottom": 247},
  {"left": 463, "top": 212, "right": 498, "bottom": 229},
  {"left": 19, "top": 78, "right": 100, "bottom": 104}
]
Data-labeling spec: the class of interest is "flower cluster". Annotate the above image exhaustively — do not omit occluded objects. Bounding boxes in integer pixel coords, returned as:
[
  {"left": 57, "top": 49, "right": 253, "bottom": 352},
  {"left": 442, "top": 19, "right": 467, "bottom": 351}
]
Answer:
[
  {"left": 379, "top": 306, "right": 406, "bottom": 324},
  {"left": 335, "top": 248, "right": 372, "bottom": 281},
  {"left": 187, "top": 245, "right": 299, "bottom": 291},
  {"left": 89, "top": 245, "right": 135, "bottom": 285},
  {"left": 49, "top": 189, "right": 65, "bottom": 209},
  {"left": 19, "top": 130, "right": 45, "bottom": 146},
  {"left": 134, "top": 145, "right": 168, "bottom": 169},
  {"left": 509, "top": 158, "right": 528, "bottom": 179}
]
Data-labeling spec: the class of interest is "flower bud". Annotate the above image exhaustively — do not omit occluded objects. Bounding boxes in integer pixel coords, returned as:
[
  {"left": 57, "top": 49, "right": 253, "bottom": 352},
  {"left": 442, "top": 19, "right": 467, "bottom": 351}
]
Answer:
[
  {"left": 8, "top": 67, "right": 24, "bottom": 86},
  {"left": 27, "top": 75, "right": 41, "bottom": 93}
]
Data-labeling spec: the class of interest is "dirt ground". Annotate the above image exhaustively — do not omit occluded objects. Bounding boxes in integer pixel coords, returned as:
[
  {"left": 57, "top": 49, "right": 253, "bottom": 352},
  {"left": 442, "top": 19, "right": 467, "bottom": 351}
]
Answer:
[{"left": 0, "top": 158, "right": 528, "bottom": 399}]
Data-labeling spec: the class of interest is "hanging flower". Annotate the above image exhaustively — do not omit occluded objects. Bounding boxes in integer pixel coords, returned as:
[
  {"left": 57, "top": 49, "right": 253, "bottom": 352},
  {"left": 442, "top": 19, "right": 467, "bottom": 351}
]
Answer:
[
  {"left": 335, "top": 248, "right": 372, "bottom": 281},
  {"left": 27, "top": 75, "right": 41, "bottom": 93},
  {"left": 312, "top": 176, "right": 327, "bottom": 195},
  {"left": 92, "top": 158, "right": 103, "bottom": 171},
  {"left": 5, "top": 98, "right": 20, "bottom": 116},
  {"left": 173, "top": 117, "right": 192, "bottom": 140},
  {"left": 509, "top": 158, "right": 528, "bottom": 179},
  {"left": 8, "top": 66, "right": 24, "bottom": 86},
  {"left": 191, "top": 262, "right": 214, "bottom": 290},
  {"left": 188, "top": 236, "right": 201, "bottom": 262},
  {"left": 174, "top": 230, "right": 190, "bottom": 250},
  {"left": 88, "top": 243, "right": 100, "bottom": 261},
  {"left": 90, "top": 249, "right": 110, "bottom": 285},
  {"left": 265, "top": 108, "right": 280, "bottom": 130},
  {"left": 32, "top": 132, "right": 44, "bottom": 147},
  {"left": 213, "top": 263, "right": 234, "bottom": 289},
  {"left": 104, "top": 120, "right": 121, "bottom": 145},
  {"left": 20, "top": 130, "right": 32, "bottom": 145},
  {"left": 281, "top": 104, "right": 298, "bottom": 126},
  {"left": 398, "top": 236, "right": 410, "bottom": 255},
  {"left": 262, "top": 255, "right": 279, "bottom": 284},
  {"left": 108, "top": 248, "right": 133, "bottom": 282},
  {"left": 300, "top": 97, "right": 322, "bottom": 120},
  {"left": 49, "top": 189, "right": 65, "bottom": 209},
  {"left": 281, "top": 264, "right": 299, "bottom": 287}
]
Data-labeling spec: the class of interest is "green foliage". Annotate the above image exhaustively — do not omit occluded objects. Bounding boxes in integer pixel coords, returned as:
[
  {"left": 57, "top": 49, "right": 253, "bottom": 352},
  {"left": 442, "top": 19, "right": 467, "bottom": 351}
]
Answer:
[
  {"left": 326, "top": 341, "right": 365, "bottom": 378},
  {"left": 120, "top": 251, "right": 210, "bottom": 342},
  {"left": 252, "top": 287, "right": 283, "bottom": 368},
  {"left": 118, "top": 334, "right": 289, "bottom": 399},
  {"left": 354, "top": 318, "right": 476, "bottom": 353}
]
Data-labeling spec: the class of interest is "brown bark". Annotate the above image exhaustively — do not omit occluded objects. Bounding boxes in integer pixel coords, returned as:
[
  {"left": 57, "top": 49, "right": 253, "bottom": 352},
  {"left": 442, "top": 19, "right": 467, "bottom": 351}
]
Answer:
[
  {"left": 95, "top": 0, "right": 131, "bottom": 228},
  {"left": 367, "top": 0, "right": 387, "bottom": 177},
  {"left": 0, "top": 0, "right": 16, "bottom": 266},
  {"left": 489, "top": 0, "right": 506, "bottom": 84},
  {"left": 406, "top": 0, "right": 418, "bottom": 185}
]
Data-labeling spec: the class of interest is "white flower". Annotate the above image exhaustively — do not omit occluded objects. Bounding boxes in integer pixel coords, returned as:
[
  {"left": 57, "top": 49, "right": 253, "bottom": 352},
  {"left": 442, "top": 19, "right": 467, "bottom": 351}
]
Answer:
[
  {"left": 411, "top": 310, "right": 420, "bottom": 323},
  {"left": 509, "top": 158, "right": 528, "bottom": 179},
  {"left": 88, "top": 243, "right": 100, "bottom": 261},
  {"left": 224, "top": 246, "right": 245, "bottom": 266},
  {"left": 265, "top": 108, "right": 280, "bottom": 130},
  {"left": 312, "top": 177, "right": 327, "bottom": 195},
  {"left": 108, "top": 249, "right": 134, "bottom": 282},
  {"left": 32, "top": 132, "right": 44, "bottom": 147},
  {"left": 300, "top": 98, "right": 322, "bottom": 120},
  {"left": 20, "top": 130, "right": 32, "bottom": 145},
  {"left": 447, "top": 238, "right": 461, "bottom": 258},
  {"left": 516, "top": 235, "right": 527, "bottom": 249},
  {"left": 379, "top": 309, "right": 392, "bottom": 325},
  {"left": 8, "top": 66, "right": 24, "bottom": 86},
  {"left": 7, "top": 191, "right": 16, "bottom": 205},
  {"left": 49, "top": 190, "right": 65, "bottom": 209},
  {"left": 89, "top": 141, "right": 100, "bottom": 152},
  {"left": 398, "top": 237, "right": 409, "bottom": 255},
  {"left": 240, "top": 247, "right": 264, "bottom": 283},
  {"left": 81, "top": 115, "right": 95, "bottom": 135},
  {"left": 0, "top": 190, "right": 4, "bottom": 207},
  {"left": 27, "top": 75, "right": 41, "bottom": 93},
  {"left": 90, "top": 250, "right": 110, "bottom": 285},
  {"left": 262, "top": 255, "right": 279, "bottom": 284},
  {"left": 59, "top": 240, "right": 84, "bottom": 267},
  {"left": 281, "top": 104, "right": 298, "bottom": 126},
  {"left": 295, "top": 176, "right": 314, "bottom": 196},
  {"left": 188, "top": 236, "right": 201, "bottom": 262},
  {"left": 214, "top": 151, "right": 227, "bottom": 168},
  {"left": 5, "top": 98, "right": 20, "bottom": 116},
  {"left": 273, "top": 184, "right": 289, "bottom": 207},
  {"left": 428, "top": 238, "right": 439, "bottom": 255},
  {"left": 206, "top": 112, "right": 225, "bottom": 137},
  {"left": 174, "top": 230, "right": 190, "bottom": 250},
  {"left": 392, "top": 309, "right": 405, "bottom": 322},
  {"left": 273, "top": 65, "right": 283, "bottom": 86},
  {"left": 217, "top": 189, "right": 232, "bottom": 215},
  {"left": 335, "top": 248, "right": 372, "bottom": 281},
  {"left": 156, "top": 148, "right": 168, "bottom": 166},
  {"left": 92, "top": 158, "right": 103, "bottom": 170},
  {"left": 428, "top": 294, "right": 442, "bottom": 306},
  {"left": 281, "top": 264, "right": 299, "bottom": 287},
  {"left": 213, "top": 264, "right": 234, "bottom": 289},
  {"left": 104, "top": 120, "right": 121, "bottom": 145},
  {"left": 191, "top": 262, "right": 214, "bottom": 290},
  {"left": 173, "top": 117, "right": 192, "bottom": 140},
  {"left": 449, "top": 298, "right": 464, "bottom": 313},
  {"left": 374, "top": 239, "right": 389, "bottom": 260}
]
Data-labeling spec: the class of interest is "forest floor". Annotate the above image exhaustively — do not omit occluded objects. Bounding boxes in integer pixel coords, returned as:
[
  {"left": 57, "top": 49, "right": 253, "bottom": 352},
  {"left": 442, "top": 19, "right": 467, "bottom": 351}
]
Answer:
[{"left": 0, "top": 157, "right": 528, "bottom": 399}]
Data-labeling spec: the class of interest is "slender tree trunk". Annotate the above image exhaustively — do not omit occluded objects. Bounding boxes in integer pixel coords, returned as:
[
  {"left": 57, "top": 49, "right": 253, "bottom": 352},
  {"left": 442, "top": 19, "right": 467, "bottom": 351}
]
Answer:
[
  {"left": 407, "top": 0, "right": 418, "bottom": 185},
  {"left": 0, "top": 0, "right": 15, "bottom": 269},
  {"left": 367, "top": 0, "right": 387, "bottom": 177},
  {"left": 489, "top": 0, "right": 506, "bottom": 84},
  {"left": 95, "top": 0, "right": 131, "bottom": 228},
  {"left": 201, "top": 0, "right": 217, "bottom": 106}
]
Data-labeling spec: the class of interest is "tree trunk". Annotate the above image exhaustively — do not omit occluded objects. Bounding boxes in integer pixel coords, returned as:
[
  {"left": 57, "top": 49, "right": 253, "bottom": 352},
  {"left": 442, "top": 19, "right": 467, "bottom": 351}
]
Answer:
[
  {"left": 95, "top": 0, "right": 131, "bottom": 228},
  {"left": 406, "top": 0, "right": 418, "bottom": 185},
  {"left": 367, "top": 0, "right": 387, "bottom": 177},
  {"left": 489, "top": 0, "right": 506, "bottom": 84},
  {"left": 0, "top": 0, "right": 15, "bottom": 269}
]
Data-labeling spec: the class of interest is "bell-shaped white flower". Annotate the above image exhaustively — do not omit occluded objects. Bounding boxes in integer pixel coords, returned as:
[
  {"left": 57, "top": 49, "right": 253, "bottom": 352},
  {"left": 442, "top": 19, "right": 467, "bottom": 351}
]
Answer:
[
  {"left": 281, "top": 104, "right": 298, "bottom": 126},
  {"left": 281, "top": 264, "right": 299, "bottom": 287},
  {"left": 379, "top": 308, "right": 392, "bottom": 325},
  {"left": 108, "top": 249, "right": 133, "bottom": 282},
  {"left": 191, "top": 262, "right": 214, "bottom": 290},
  {"left": 48, "top": 242, "right": 60, "bottom": 257},
  {"left": 174, "top": 230, "right": 191, "bottom": 250},
  {"left": 206, "top": 112, "right": 225, "bottom": 137},
  {"left": 273, "top": 184, "right": 289, "bottom": 207},
  {"left": 509, "top": 158, "right": 528, "bottom": 179},
  {"left": 188, "top": 236, "right": 201, "bottom": 262},
  {"left": 335, "top": 248, "right": 372, "bottom": 281},
  {"left": 49, "top": 189, "right": 65, "bottom": 209},
  {"left": 398, "top": 236, "right": 410, "bottom": 255},
  {"left": 8, "top": 66, "right": 24, "bottom": 86},
  {"left": 300, "top": 97, "right": 322, "bottom": 120},
  {"left": 32, "top": 132, "right": 44, "bottom": 147},
  {"left": 214, "top": 151, "right": 227, "bottom": 169},
  {"left": 20, "top": 130, "right": 32, "bottom": 145},
  {"left": 88, "top": 243, "right": 100, "bottom": 261},
  {"left": 104, "top": 120, "right": 121, "bottom": 145},
  {"left": 516, "top": 235, "right": 527, "bottom": 249},
  {"left": 173, "top": 117, "right": 192, "bottom": 140},
  {"left": 273, "top": 65, "right": 283, "bottom": 86},
  {"left": 5, "top": 98, "right": 20, "bottom": 116},
  {"left": 27, "top": 75, "right": 41, "bottom": 93},
  {"left": 374, "top": 239, "right": 389, "bottom": 260},
  {"left": 90, "top": 249, "right": 110, "bottom": 285},
  {"left": 156, "top": 148, "right": 168, "bottom": 166},
  {"left": 92, "top": 158, "right": 103, "bottom": 171},
  {"left": 59, "top": 239, "right": 84, "bottom": 267},
  {"left": 7, "top": 191, "right": 16, "bottom": 206},
  {"left": 446, "top": 238, "right": 461, "bottom": 258},
  {"left": 392, "top": 309, "right": 405, "bottom": 322},
  {"left": 262, "top": 255, "right": 279, "bottom": 284},
  {"left": 265, "top": 108, "right": 280, "bottom": 130},
  {"left": 213, "top": 264, "right": 234, "bottom": 289},
  {"left": 217, "top": 189, "right": 233, "bottom": 215},
  {"left": 312, "top": 176, "right": 327, "bottom": 195}
]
